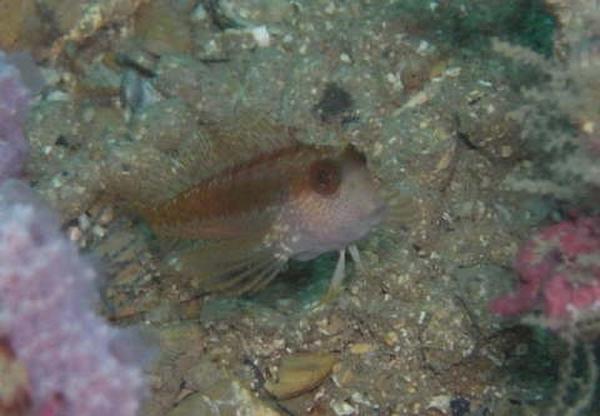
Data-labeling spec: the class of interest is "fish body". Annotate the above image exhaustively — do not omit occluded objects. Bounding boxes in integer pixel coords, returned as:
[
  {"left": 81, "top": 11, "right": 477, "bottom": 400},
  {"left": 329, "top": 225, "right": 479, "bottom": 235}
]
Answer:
[{"left": 118, "top": 118, "right": 386, "bottom": 294}]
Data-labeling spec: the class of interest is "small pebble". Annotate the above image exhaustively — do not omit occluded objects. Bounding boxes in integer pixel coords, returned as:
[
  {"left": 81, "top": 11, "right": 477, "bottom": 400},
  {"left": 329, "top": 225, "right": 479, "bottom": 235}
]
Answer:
[
  {"left": 78, "top": 214, "right": 91, "bottom": 231},
  {"left": 330, "top": 400, "right": 356, "bottom": 416},
  {"left": 450, "top": 396, "right": 470, "bottom": 416},
  {"left": 250, "top": 25, "right": 270, "bottom": 47},
  {"left": 67, "top": 226, "right": 82, "bottom": 242},
  {"left": 350, "top": 343, "right": 374, "bottom": 354}
]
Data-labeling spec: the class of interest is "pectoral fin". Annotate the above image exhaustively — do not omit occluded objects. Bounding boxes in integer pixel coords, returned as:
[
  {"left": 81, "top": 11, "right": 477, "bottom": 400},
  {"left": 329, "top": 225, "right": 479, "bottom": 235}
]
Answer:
[
  {"left": 322, "top": 244, "right": 362, "bottom": 303},
  {"left": 161, "top": 236, "right": 288, "bottom": 296}
]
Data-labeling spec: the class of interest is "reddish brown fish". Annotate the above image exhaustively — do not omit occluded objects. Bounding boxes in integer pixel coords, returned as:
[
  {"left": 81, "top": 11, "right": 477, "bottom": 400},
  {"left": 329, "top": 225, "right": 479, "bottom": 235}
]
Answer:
[{"left": 111, "top": 117, "right": 386, "bottom": 295}]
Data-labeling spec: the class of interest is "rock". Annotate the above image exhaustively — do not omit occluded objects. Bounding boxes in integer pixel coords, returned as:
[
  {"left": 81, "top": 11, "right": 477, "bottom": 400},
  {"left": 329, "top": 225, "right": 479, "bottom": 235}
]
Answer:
[
  {"left": 176, "top": 357, "right": 280, "bottom": 416},
  {"left": 47, "top": 0, "right": 148, "bottom": 58},
  {"left": 134, "top": 0, "right": 193, "bottom": 55},
  {"left": 0, "top": 0, "right": 46, "bottom": 53},
  {"left": 165, "top": 381, "right": 280, "bottom": 416},
  {"left": 131, "top": 99, "right": 197, "bottom": 152},
  {"left": 206, "top": 0, "right": 295, "bottom": 28},
  {"left": 418, "top": 296, "right": 477, "bottom": 372},
  {"left": 77, "top": 63, "right": 122, "bottom": 98},
  {"left": 0, "top": 338, "right": 31, "bottom": 416},
  {"left": 265, "top": 352, "right": 337, "bottom": 400}
]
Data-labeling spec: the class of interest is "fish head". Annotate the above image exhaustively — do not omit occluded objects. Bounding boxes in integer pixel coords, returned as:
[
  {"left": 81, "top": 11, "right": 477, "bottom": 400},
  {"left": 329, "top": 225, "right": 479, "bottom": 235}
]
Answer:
[{"left": 288, "top": 145, "right": 386, "bottom": 259}]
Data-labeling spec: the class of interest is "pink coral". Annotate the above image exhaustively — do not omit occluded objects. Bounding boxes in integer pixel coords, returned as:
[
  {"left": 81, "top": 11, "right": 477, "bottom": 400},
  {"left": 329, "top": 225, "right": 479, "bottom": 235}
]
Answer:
[
  {"left": 0, "top": 181, "right": 145, "bottom": 416},
  {"left": 0, "top": 51, "right": 29, "bottom": 183},
  {"left": 490, "top": 216, "right": 600, "bottom": 328}
]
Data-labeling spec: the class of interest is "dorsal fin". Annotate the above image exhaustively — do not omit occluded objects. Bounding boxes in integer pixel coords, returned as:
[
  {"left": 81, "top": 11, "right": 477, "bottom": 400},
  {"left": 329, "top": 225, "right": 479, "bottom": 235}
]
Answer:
[
  {"left": 100, "top": 141, "right": 184, "bottom": 208},
  {"left": 102, "top": 113, "right": 302, "bottom": 210},
  {"left": 174, "top": 113, "right": 301, "bottom": 187}
]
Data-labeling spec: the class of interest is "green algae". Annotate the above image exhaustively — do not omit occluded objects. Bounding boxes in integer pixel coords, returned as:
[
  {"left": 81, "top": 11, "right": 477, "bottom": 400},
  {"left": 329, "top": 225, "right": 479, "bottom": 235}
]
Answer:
[{"left": 387, "top": 0, "right": 555, "bottom": 56}]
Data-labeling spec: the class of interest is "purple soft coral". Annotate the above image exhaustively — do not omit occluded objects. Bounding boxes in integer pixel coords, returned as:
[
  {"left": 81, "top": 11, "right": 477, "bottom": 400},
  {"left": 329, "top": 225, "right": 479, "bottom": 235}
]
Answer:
[
  {"left": 0, "top": 51, "right": 30, "bottom": 183},
  {"left": 0, "top": 181, "right": 145, "bottom": 416},
  {"left": 490, "top": 216, "right": 600, "bottom": 332}
]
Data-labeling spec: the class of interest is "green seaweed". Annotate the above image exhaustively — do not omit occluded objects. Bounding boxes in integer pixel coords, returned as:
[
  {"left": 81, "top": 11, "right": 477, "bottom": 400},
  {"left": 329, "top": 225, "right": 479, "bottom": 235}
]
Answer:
[{"left": 387, "top": 0, "right": 555, "bottom": 56}]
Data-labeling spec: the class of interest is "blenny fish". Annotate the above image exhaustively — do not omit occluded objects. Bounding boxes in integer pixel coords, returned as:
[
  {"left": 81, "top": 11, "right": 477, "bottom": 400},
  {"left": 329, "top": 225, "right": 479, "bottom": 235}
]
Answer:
[{"left": 109, "top": 116, "right": 386, "bottom": 295}]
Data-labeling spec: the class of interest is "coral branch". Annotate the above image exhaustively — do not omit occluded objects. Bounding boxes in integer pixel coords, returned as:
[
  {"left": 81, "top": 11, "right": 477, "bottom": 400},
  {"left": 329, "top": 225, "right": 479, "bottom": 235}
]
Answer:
[
  {"left": 0, "top": 181, "right": 145, "bottom": 416},
  {"left": 490, "top": 216, "right": 600, "bottom": 334},
  {"left": 0, "top": 51, "right": 29, "bottom": 183}
]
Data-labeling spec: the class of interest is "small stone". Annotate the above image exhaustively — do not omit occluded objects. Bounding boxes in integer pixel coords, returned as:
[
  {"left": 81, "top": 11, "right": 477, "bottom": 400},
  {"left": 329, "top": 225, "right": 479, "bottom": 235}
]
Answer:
[
  {"left": 78, "top": 213, "right": 91, "bottom": 231},
  {"left": 330, "top": 399, "right": 356, "bottom": 415},
  {"left": 191, "top": 3, "right": 207, "bottom": 22},
  {"left": 264, "top": 352, "right": 337, "bottom": 400},
  {"left": 92, "top": 224, "right": 106, "bottom": 238},
  {"left": 250, "top": 25, "right": 270, "bottom": 47},
  {"left": 582, "top": 120, "right": 595, "bottom": 134},
  {"left": 77, "top": 63, "right": 121, "bottom": 97},
  {"left": 383, "top": 331, "right": 399, "bottom": 347},
  {"left": 349, "top": 343, "right": 375, "bottom": 354},
  {"left": 67, "top": 226, "right": 82, "bottom": 242},
  {"left": 450, "top": 396, "right": 470, "bottom": 416},
  {"left": 445, "top": 67, "right": 462, "bottom": 77},
  {"left": 166, "top": 382, "right": 280, "bottom": 416},
  {"left": 500, "top": 145, "right": 513, "bottom": 158},
  {"left": 351, "top": 391, "right": 374, "bottom": 407},
  {"left": 427, "top": 395, "right": 451, "bottom": 413},
  {"left": 332, "top": 363, "right": 355, "bottom": 387},
  {"left": 98, "top": 207, "right": 114, "bottom": 225},
  {"left": 372, "top": 142, "right": 384, "bottom": 157}
]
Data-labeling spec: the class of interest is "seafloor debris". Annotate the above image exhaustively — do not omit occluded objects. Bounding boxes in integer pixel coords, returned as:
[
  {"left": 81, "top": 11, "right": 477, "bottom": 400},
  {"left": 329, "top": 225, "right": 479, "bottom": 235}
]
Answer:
[{"left": 264, "top": 352, "right": 337, "bottom": 400}]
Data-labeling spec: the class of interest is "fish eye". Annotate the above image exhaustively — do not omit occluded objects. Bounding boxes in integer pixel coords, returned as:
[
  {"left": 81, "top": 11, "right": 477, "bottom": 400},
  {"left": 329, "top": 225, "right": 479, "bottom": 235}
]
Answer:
[{"left": 309, "top": 159, "right": 341, "bottom": 195}]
